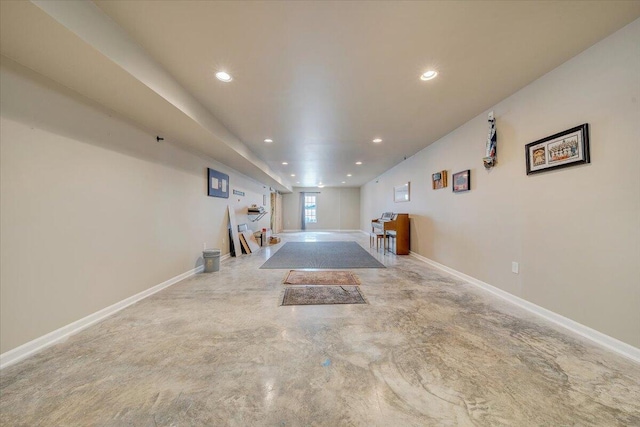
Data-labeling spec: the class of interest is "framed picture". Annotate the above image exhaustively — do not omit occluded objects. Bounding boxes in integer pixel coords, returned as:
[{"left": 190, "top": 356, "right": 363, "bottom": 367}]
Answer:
[
  {"left": 525, "top": 124, "right": 590, "bottom": 175},
  {"left": 208, "top": 168, "right": 229, "bottom": 198},
  {"left": 432, "top": 170, "right": 447, "bottom": 189},
  {"left": 452, "top": 170, "right": 470, "bottom": 192},
  {"left": 394, "top": 182, "right": 410, "bottom": 202}
]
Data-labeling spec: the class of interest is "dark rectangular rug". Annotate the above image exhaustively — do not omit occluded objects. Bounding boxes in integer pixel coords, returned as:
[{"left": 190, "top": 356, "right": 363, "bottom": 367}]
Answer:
[
  {"left": 281, "top": 286, "right": 366, "bottom": 306},
  {"left": 283, "top": 270, "right": 361, "bottom": 285},
  {"left": 260, "top": 241, "right": 385, "bottom": 269}
]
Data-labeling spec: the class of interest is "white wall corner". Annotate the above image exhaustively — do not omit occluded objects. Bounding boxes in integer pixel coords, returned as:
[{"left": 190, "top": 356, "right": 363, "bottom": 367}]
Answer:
[{"left": 409, "top": 251, "right": 640, "bottom": 364}]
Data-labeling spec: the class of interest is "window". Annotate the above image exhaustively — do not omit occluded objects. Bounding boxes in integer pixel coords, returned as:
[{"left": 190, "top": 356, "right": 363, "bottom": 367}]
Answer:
[{"left": 304, "top": 195, "right": 317, "bottom": 223}]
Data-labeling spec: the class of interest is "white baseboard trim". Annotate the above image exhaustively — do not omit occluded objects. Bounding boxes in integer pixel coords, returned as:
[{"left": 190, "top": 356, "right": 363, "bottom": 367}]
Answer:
[
  {"left": 409, "top": 251, "right": 640, "bottom": 364},
  {"left": 282, "top": 229, "right": 362, "bottom": 233},
  {"left": 0, "top": 264, "right": 205, "bottom": 370}
]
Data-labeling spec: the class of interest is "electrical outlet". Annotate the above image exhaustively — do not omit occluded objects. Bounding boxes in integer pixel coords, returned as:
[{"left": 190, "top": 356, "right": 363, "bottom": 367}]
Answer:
[{"left": 512, "top": 262, "right": 519, "bottom": 274}]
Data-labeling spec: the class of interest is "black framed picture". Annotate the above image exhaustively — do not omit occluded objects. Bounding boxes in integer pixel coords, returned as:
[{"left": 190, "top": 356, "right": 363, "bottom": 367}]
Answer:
[
  {"left": 525, "top": 123, "right": 590, "bottom": 175},
  {"left": 452, "top": 170, "right": 470, "bottom": 192},
  {"left": 207, "top": 168, "right": 229, "bottom": 198}
]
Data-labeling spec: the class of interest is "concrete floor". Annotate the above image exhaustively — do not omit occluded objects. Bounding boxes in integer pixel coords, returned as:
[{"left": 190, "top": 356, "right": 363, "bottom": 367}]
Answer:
[{"left": 1, "top": 232, "right": 639, "bottom": 426}]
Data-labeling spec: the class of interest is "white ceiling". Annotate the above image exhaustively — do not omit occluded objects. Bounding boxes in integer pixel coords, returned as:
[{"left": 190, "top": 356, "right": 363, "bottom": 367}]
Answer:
[{"left": 2, "top": 1, "right": 639, "bottom": 191}]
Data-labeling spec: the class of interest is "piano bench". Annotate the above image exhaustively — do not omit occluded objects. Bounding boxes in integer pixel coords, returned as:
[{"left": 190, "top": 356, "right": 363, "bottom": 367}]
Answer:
[
  {"left": 386, "top": 231, "right": 397, "bottom": 254},
  {"left": 370, "top": 231, "right": 386, "bottom": 252}
]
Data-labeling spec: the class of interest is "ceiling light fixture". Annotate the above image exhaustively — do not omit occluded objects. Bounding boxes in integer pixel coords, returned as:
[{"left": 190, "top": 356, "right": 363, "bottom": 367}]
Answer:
[
  {"left": 347, "top": 174, "right": 352, "bottom": 177},
  {"left": 373, "top": 138, "right": 382, "bottom": 143},
  {"left": 264, "top": 138, "right": 273, "bottom": 143},
  {"left": 318, "top": 184, "right": 325, "bottom": 188},
  {"left": 342, "top": 181, "right": 346, "bottom": 184},
  {"left": 355, "top": 161, "right": 362, "bottom": 165},
  {"left": 215, "top": 71, "right": 233, "bottom": 82},
  {"left": 420, "top": 70, "right": 438, "bottom": 81},
  {"left": 291, "top": 174, "right": 295, "bottom": 177},
  {"left": 282, "top": 162, "right": 288, "bottom": 165}
]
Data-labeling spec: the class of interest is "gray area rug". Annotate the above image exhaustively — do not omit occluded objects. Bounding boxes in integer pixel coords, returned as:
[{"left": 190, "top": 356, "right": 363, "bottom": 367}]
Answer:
[
  {"left": 282, "top": 286, "right": 366, "bottom": 306},
  {"left": 260, "top": 241, "right": 386, "bottom": 269}
]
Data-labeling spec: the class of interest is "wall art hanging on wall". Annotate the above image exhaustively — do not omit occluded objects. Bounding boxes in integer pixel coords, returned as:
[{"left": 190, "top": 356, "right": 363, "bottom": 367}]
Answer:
[
  {"left": 208, "top": 168, "right": 229, "bottom": 198},
  {"left": 432, "top": 171, "right": 448, "bottom": 189},
  {"left": 453, "top": 170, "right": 471, "bottom": 192},
  {"left": 394, "top": 182, "right": 410, "bottom": 202},
  {"left": 525, "top": 123, "right": 590, "bottom": 175},
  {"left": 483, "top": 111, "right": 497, "bottom": 169}
]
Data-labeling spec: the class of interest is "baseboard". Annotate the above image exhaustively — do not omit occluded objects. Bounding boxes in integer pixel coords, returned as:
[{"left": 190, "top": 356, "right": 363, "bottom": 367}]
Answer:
[
  {"left": 409, "top": 251, "right": 640, "bottom": 364},
  {"left": 0, "top": 264, "right": 205, "bottom": 369},
  {"left": 282, "top": 229, "right": 362, "bottom": 233}
]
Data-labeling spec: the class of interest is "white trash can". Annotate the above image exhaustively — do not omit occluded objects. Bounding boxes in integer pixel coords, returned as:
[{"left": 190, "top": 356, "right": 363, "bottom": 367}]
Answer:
[{"left": 203, "top": 249, "right": 221, "bottom": 272}]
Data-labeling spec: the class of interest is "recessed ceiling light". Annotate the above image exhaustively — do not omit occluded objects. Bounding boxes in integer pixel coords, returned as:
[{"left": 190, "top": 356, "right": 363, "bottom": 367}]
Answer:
[
  {"left": 355, "top": 161, "right": 362, "bottom": 165},
  {"left": 341, "top": 181, "right": 346, "bottom": 184},
  {"left": 282, "top": 162, "right": 288, "bottom": 165},
  {"left": 318, "top": 185, "right": 325, "bottom": 188},
  {"left": 264, "top": 138, "right": 273, "bottom": 143},
  {"left": 291, "top": 174, "right": 295, "bottom": 177},
  {"left": 373, "top": 138, "right": 382, "bottom": 143},
  {"left": 420, "top": 70, "right": 438, "bottom": 81},
  {"left": 347, "top": 174, "right": 352, "bottom": 177},
  {"left": 215, "top": 71, "right": 232, "bottom": 82},
  {"left": 296, "top": 181, "right": 300, "bottom": 184}
]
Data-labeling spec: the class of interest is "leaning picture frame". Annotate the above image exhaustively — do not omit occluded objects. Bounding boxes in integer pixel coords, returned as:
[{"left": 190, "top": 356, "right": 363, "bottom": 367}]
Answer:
[{"left": 525, "top": 124, "right": 590, "bottom": 175}]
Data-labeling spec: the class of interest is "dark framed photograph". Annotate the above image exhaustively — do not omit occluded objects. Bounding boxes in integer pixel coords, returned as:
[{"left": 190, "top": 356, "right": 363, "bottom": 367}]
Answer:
[
  {"left": 525, "top": 123, "right": 590, "bottom": 175},
  {"left": 452, "top": 170, "right": 470, "bottom": 192},
  {"left": 207, "top": 168, "right": 229, "bottom": 198}
]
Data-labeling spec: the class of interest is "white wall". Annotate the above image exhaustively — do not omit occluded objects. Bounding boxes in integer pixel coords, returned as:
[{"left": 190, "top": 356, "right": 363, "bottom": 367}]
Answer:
[
  {"left": 283, "top": 187, "right": 360, "bottom": 231},
  {"left": 361, "top": 20, "right": 640, "bottom": 348},
  {"left": 0, "top": 58, "right": 271, "bottom": 353}
]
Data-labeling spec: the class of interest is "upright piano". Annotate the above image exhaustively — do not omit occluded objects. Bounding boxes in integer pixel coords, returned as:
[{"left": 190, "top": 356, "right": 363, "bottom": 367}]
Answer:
[{"left": 371, "top": 213, "right": 410, "bottom": 255}]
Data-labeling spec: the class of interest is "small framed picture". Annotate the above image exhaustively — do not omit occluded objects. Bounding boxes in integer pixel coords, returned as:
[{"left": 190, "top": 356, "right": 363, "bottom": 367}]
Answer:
[
  {"left": 394, "top": 182, "right": 410, "bottom": 202},
  {"left": 525, "top": 123, "right": 590, "bottom": 175},
  {"left": 432, "top": 170, "right": 447, "bottom": 189},
  {"left": 452, "top": 170, "right": 470, "bottom": 193}
]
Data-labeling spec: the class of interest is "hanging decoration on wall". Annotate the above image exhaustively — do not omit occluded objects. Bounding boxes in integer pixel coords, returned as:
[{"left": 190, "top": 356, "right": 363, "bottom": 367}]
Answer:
[
  {"left": 432, "top": 170, "right": 448, "bottom": 189},
  {"left": 452, "top": 170, "right": 471, "bottom": 192},
  {"left": 208, "top": 168, "right": 229, "bottom": 198},
  {"left": 525, "top": 123, "right": 590, "bottom": 175},
  {"left": 483, "top": 111, "right": 497, "bottom": 169}
]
